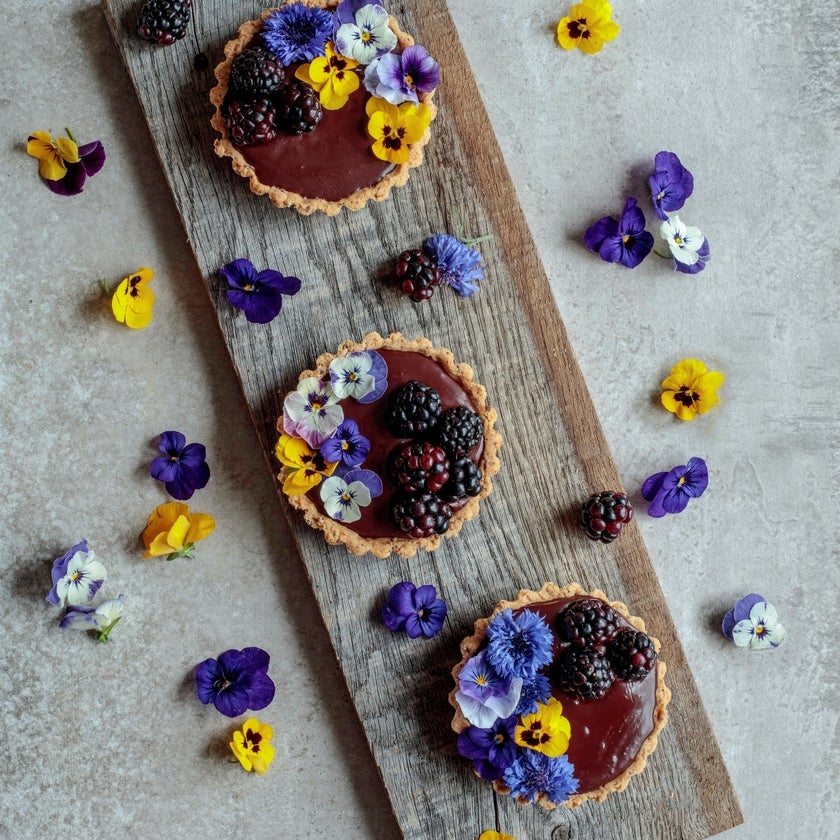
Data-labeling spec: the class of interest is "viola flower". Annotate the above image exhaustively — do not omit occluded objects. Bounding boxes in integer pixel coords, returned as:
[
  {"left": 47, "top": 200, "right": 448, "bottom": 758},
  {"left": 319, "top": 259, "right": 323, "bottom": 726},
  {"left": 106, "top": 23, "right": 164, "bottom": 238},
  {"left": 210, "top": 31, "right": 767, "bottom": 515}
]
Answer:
[
  {"left": 319, "top": 469, "right": 382, "bottom": 523},
  {"left": 329, "top": 351, "right": 388, "bottom": 403},
  {"left": 46, "top": 540, "right": 107, "bottom": 607},
  {"left": 283, "top": 377, "right": 344, "bottom": 448},
  {"left": 296, "top": 42, "right": 360, "bottom": 110},
  {"left": 454, "top": 649, "right": 523, "bottom": 728},
  {"left": 722, "top": 594, "right": 786, "bottom": 650},
  {"left": 111, "top": 267, "right": 155, "bottom": 330},
  {"left": 423, "top": 234, "right": 485, "bottom": 297},
  {"left": 363, "top": 44, "right": 439, "bottom": 105},
  {"left": 319, "top": 420, "right": 371, "bottom": 472},
  {"left": 381, "top": 580, "right": 447, "bottom": 639},
  {"left": 584, "top": 197, "right": 654, "bottom": 269},
  {"left": 366, "top": 97, "right": 432, "bottom": 165},
  {"left": 219, "top": 258, "right": 302, "bottom": 324},
  {"left": 556, "top": 0, "right": 620, "bottom": 54},
  {"left": 513, "top": 673, "right": 553, "bottom": 717},
  {"left": 150, "top": 430, "right": 210, "bottom": 500},
  {"left": 515, "top": 698, "right": 572, "bottom": 758},
  {"left": 195, "top": 647, "right": 276, "bottom": 717},
  {"left": 641, "top": 456, "right": 708, "bottom": 518},
  {"left": 649, "top": 151, "right": 694, "bottom": 221},
  {"left": 659, "top": 215, "right": 710, "bottom": 274},
  {"left": 141, "top": 501, "right": 216, "bottom": 560},
  {"left": 261, "top": 4, "right": 333, "bottom": 64},
  {"left": 274, "top": 433, "right": 338, "bottom": 496},
  {"left": 26, "top": 129, "right": 105, "bottom": 196},
  {"left": 59, "top": 594, "right": 125, "bottom": 643},
  {"left": 457, "top": 714, "right": 519, "bottom": 781},
  {"left": 661, "top": 358, "right": 725, "bottom": 421},
  {"left": 503, "top": 751, "right": 579, "bottom": 805},
  {"left": 486, "top": 609, "right": 554, "bottom": 680},
  {"left": 230, "top": 717, "right": 276, "bottom": 775},
  {"left": 478, "top": 833, "right": 515, "bottom": 840},
  {"left": 334, "top": 1, "right": 397, "bottom": 64}
]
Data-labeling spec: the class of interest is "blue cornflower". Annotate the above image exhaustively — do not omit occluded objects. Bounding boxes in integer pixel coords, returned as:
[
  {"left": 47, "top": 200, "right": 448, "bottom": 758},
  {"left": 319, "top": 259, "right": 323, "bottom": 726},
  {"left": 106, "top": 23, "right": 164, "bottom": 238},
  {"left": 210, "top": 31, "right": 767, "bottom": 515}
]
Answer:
[
  {"left": 195, "top": 647, "right": 276, "bottom": 718},
  {"left": 319, "top": 419, "right": 371, "bottom": 474},
  {"left": 486, "top": 609, "right": 554, "bottom": 680},
  {"left": 503, "top": 751, "right": 579, "bottom": 805},
  {"left": 261, "top": 4, "right": 333, "bottom": 64},
  {"left": 456, "top": 715, "right": 519, "bottom": 781},
  {"left": 381, "top": 581, "right": 447, "bottom": 639},
  {"left": 649, "top": 150, "right": 694, "bottom": 221},
  {"left": 513, "top": 672, "right": 553, "bottom": 717},
  {"left": 423, "top": 234, "right": 485, "bottom": 297},
  {"left": 150, "top": 431, "right": 210, "bottom": 500},
  {"left": 584, "top": 197, "right": 654, "bottom": 269},
  {"left": 219, "top": 258, "right": 302, "bottom": 324}
]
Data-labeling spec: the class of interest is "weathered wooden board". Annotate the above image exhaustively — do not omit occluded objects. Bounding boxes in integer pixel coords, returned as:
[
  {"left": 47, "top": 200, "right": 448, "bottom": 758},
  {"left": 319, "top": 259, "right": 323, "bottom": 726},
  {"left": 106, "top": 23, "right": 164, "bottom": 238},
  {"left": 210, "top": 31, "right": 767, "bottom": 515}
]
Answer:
[{"left": 103, "top": 1, "right": 743, "bottom": 837}]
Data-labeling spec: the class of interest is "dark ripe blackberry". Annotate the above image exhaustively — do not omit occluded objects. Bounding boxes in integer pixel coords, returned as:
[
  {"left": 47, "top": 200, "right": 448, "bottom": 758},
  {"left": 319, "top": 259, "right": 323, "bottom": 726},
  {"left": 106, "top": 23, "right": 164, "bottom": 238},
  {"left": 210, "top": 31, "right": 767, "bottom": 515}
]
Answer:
[
  {"left": 229, "top": 46, "right": 286, "bottom": 97},
  {"left": 391, "top": 492, "right": 452, "bottom": 539},
  {"left": 275, "top": 81, "right": 324, "bottom": 135},
  {"left": 394, "top": 248, "right": 439, "bottom": 302},
  {"left": 385, "top": 380, "right": 442, "bottom": 438},
  {"left": 580, "top": 491, "right": 633, "bottom": 543},
  {"left": 553, "top": 648, "right": 615, "bottom": 701},
  {"left": 225, "top": 99, "right": 277, "bottom": 147},
  {"left": 390, "top": 442, "right": 450, "bottom": 495},
  {"left": 556, "top": 598, "right": 620, "bottom": 650},
  {"left": 607, "top": 628, "right": 658, "bottom": 681},
  {"left": 434, "top": 405, "right": 483, "bottom": 456},
  {"left": 137, "top": 0, "right": 191, "bottom": 45},
  {"left": 439, "top": 455, "right": 482, "bottom": 503}
]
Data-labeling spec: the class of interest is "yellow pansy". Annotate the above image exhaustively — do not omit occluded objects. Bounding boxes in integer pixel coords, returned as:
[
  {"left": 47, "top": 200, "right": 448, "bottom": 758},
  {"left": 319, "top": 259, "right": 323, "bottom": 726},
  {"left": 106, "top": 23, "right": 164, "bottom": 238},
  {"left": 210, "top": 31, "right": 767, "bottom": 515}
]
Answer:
[
  {"left": 366, "top": 96, "right": 431, "bottom": 165},
  {"left": 111, "top": 267, "right": 155, "bottom": 330},
  {"left": 556, "top": 0, "right": 620, "bottom": 54},
  {"left": 230, "top": 718, "right": 275, "bottom": 775},
  {"left": 515, "top": 698, "right": 572, "bottom": 757},
  {"left": 660, "top": 358, "right": 725, "bottom": 421},
  {"left": 478, "top": 833, "right": 515, "bottom": 840},
  {"left": 295, "top": 41, "right": 360, "bottom": 110},
  {"left": 141, "top": 502, "right": 215, "bottom": 560},
  {"left": 274, "top": 433, "right": 337, "bottom": 496},
  {"left": 26, "top": 130, "right": 80, "bottom": 181}
]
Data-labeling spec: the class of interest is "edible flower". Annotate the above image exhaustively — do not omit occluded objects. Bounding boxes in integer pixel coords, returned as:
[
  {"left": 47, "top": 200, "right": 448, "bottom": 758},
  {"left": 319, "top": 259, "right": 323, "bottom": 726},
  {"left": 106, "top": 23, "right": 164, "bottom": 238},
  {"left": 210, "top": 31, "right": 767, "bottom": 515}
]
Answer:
[
  {"left": 319, "top": 420, "right": 371, "bottom": 472},
  {"left": 261, "top": 4, "right": 333, "bottom": 64},
  {"left": 457, "top": 715, "right": 519, "bottom": 781},
  {"left": 296, "top": 42, "right": 360, "bottom": 110},
  {"left": 485, "top": 609, "right": 554, "bottom": 680},
  {"left": 110, "top": 267, "right": 155, "bottom": 330},
  {"left": 502, "top": 751, "right": 579, "bottom": 805},
  {"left": 26, "top": 129, "right": 105, "bottom": 195},
  {"left": 274, "top": 433, "right": 338, "bottom": 496},
  {"left": 219, "top": 258, "right": 302, "bottom": 324},
  {"left": 150, "top": 430, "right": 210, "bottom": 500},
  {"left": 141, "top": 501, "right": 215, "bottom": 560},
  {"left": 423, "top": 234, "right": 486, "bottom": 297},
  {"left": 649, "top": 151, "right": 694, "bottom": 221},
  {"left": 195, "top": 647, "right": 276, "bottom": 717},
  {"left": 513, "top": 673, "right": 553, "bottom": 717},
  {"left": 319, "top": 469, "right": 382, "bottom": 522},
  {"left": 334, "top": 1, "right": 397, "bottom": 64},
  {"left": 659, "top": 215, "right": 710, "bottom": 274},
  {"left": 454, "top": 649, "right": 522, "bottom": 728},
  {"left": 363, "top": 44, "right": 439, "bottom": 105},
  {"left": 660, "top": 358, "right": 725, "bottom": 421},
  {"left": 366, "top": 97, "right": 432, "bottom": 165},
  {"left": 641, "top": 456, "right": 709, "bottom": 518},
  {"left": 230, "top": 717, "right": 276, "bottom": 776},
  {"left": 515, "top": 698, "right": 571, "bottom": 758},
  {"left": 556, "top": 0, "right": 619, "bottom": 54},
  {"left": 283, "top": 378, "right": 344, "bottom": 448},
  {"left": 381, "top": 580, "right": 447, "bottom": 639},
  {"left": 478, "top": 833, "right": 515, "bottom": 840},
  {"left": 328, "top": 351, "right": 388, "bottom": 403},
  {"left": 584, "top": 197, "right": 654, "bottom": 269},
  {"left": 46, "top": 540, "right": 107, "bottom": 607},
  {"left": 722, "top": 594, "right": 786, "bottom": 650},
  {"left": 59, "top": 594, "right": 125, "bottom": 643}
]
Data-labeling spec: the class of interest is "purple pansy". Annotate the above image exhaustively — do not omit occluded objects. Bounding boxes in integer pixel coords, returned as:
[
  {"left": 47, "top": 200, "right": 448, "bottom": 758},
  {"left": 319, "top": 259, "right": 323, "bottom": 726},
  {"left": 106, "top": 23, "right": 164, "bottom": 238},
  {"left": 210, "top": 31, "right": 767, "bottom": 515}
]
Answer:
[
  {"left": 722, "top": 594, "right": 786, "bottom": 650},
  {"left": 457, "top": 715, "right": 519, "bottom": 781},
  {"left": 319, "top": 419, "right": 371, "bottom": 473},
  {"left": 641, "top": 456, "right": 709, "bottom": 518},
  {"left": 261, "top": 4, "right": 333, "bottom": 64},
  {"left": 649, "top": 151, "right": 694, "bottom": 221},
  {"left": 319, "top": 468, "right": 382, "bottom": 523},
  {"left": 485, "top": 608, "right": 554, "bottom": 679},
  {"left": 363, "top": 44, "right": 439, "bottom": 105},
  {"left": 423, "top": 234, "right": 485, "bottom": 297},
  {"left": 195, "top": 647, "right": 276, "bottom": 718},
  {"left": 584, "top": 197, "right": 654, "bottom": 269},
  {"left": 46, "top": 540, "right": 107, "bottom": 607},
  {"left": 454, "top": 649, "right": 522, "bottom": 728},
  {"left": 44, "top": 140, "right": 106, "bottom": 196},
  {"left": 150, "top": 430, "right": 210, "bottom": 500},
  {"left": 220, "top": 258, "right": 302, "bottom": 324},
  {"left": 381, "top": 581, "right": 447, "bottom": 639},
  {"left": 502, "top": 751, "right": 579, "bottom": 805}
]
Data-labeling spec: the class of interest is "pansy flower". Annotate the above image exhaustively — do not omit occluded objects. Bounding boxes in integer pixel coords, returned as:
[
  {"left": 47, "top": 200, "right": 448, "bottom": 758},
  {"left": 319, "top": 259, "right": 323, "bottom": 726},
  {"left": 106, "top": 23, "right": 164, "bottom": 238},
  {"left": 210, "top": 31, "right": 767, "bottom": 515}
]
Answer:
[
  {"left": 502, "top": 751, "right": 579, "bottom": 805},
  {"left": 150, "top": 430, "right": 210, "bottom": 500},
  {"left": 454, "top": 649, "right": 523, "bottom": 728},
  {"left": 328, "top": 350, "right": 388, "bottom": 403},
  {"left": 381, "top": 580, "right": 447, "bottom": 639},
  {"left": 296, "top": 42, "right": 360, "bottom": 110},
  {"left": 649, "top": 151, "right": 694, "bottom": 221},
  {"left": 334, "top": 1, "right": 397, "bottom": 64},
  {"left": 363, "top": 44, "right": 439, "bottom": 105},
  {"left": 230, "top": 717, "right": 276, "bottom": 775},
  {"left": 283, "top": 377, "right": 344, "bottom": 448},
  {"left": 584, "top": 197, "right": 654, "bottom": 269},
  {"left": 556, "top": 0, "right": 620, "bottom": 54},
  {"left": 319, "top": 469, "right": 382, "bottom": 523},
  {"left": 219, "top": 258, "right": 302, "bottom": 324},
  {"left": 659, "top": 215, "right": 710, "bottom": 274},
  {"left": 457, "top": 714, "right": 519, "bottom": 781},
  {"left": 141, "top": 501, "right": 215, "bottom": 559},
  {"left": 274, "top": 433, "right": 338, "bottom": 496},
  {"left": 60, "top": 594, "right": 125, "bottom": 643},
  {"left": 641, "top": 456, "right": 708, "bottom": 518},
  {"left": 46, "top": 540, "right": 107, "bottom": 607},
  {"left": 366, "top": 97, "right": 432, "bottom": 165},
  {"left": 111, "top": 267, "right": 155, "bottom": 330},
  {"left": 423, "top": 234, "right": 485, "bottom": 297},
  {"left": 486, "top": 609, "right": 554, "bottom": 680},
  {"left": 722, "top": 594, "right": 786, "bottom": 650},
  {"left": 261, "top": 4, "right": 333, "bottom": 64},
  {"left": 661, "top": 358, "right": 725, "bottom": 421},
  {"left": 515, "top": 698, "right": 571, "bottom": 758},
  {"left": 319, "top": 420, "right": 371, "bottom": 473},
  {"left": 26, "top": 129, "right": 105, "bottom": 196},
  {"left": 195, "top": 647, "right": 276, "bottom": 717},
  {"left": 478, "top": 833, "right": 515, "bottom": 840}
]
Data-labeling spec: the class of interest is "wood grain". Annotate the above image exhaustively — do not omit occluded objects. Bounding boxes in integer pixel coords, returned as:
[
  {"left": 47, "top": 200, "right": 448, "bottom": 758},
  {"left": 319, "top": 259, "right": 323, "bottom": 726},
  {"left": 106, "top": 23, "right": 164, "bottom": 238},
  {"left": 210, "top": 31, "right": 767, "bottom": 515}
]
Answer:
[{"left": 102, "top": 1, "right": 744, "bottom": 837}]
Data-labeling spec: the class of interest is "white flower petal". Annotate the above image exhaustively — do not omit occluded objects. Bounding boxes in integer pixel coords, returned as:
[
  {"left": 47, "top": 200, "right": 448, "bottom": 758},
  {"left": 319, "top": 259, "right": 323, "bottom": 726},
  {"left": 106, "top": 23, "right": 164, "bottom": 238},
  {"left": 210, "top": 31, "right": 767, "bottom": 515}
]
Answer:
[
  {"left": 731, "top": 619, "right": 755, "bottom": 647},
  {"left": 750, "top": 600, "right": 777, "bottom": 626},
  {"left": 455, "top": 691, "right": 502, "bottom": 728},
  {"left": 680, "top": 225, "right": 705, "bottom": 252},
  {"left": 762, "top": 621, "right": 786, "bottom": 647}
]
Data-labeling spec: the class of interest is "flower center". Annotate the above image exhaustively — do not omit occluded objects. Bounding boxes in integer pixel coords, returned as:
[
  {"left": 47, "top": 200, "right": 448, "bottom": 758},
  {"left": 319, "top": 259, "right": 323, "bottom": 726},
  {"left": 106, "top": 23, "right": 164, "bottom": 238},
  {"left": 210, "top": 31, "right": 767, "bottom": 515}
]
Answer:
[
  {"left": 404, "top": 73, "right": 415, "bottom": 89},
  {"left": 494, "top": 733, "right": 506, "bottom": 744},
  {"left": 623, "top": 234, "right": 631, "bottom": 244},
  {"left": 755, "top": 624, "right": 766, "bottom": 635},
  {"left": 674, "top": 235, "right": 683, "bottom": 245},
  {"left": 568, "top": 17, "right": 590, "bottom": 39},
  {"left": 70, "top": 571, "right": 81, "bottom": 581},
  {"left": 674, "top": 386, "right": 699, "bottom": 406},
  {"left": 310, "top": 401, "right": 323, "bottom": 412},
  {"left": 474, "top": 674, "right": 488, "bottom": 686},
  {"left": 361, "top": 29, "right": 372, "bottom": 42}
]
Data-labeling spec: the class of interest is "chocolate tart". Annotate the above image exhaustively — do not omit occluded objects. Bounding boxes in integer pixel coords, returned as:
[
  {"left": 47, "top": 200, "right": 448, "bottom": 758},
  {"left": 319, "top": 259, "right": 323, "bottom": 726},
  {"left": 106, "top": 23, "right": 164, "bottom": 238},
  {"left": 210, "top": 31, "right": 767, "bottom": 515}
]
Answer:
[
  {"left": 210, "top": 1, "right": 437, "bottom": 216},
  {"left": 276, "top": 332, "right": 501, "bottom": 557},
  {"left": 449, "top": 582, "right": 670, "bottom": 809}
]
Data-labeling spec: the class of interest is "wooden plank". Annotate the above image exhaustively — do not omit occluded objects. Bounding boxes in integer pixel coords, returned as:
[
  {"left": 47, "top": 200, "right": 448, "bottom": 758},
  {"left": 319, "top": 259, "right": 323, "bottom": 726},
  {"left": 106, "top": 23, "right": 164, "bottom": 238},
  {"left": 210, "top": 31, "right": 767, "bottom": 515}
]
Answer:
[{"left": 102, "top": 1, "right": 744, "bottom": 837}]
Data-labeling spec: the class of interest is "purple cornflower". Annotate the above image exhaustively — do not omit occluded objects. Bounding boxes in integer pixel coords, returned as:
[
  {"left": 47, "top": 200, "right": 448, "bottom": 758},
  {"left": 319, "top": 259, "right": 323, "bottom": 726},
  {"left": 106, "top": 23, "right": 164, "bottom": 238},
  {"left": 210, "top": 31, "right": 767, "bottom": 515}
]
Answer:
[
  {"left": 584, "top": 197, "right": 654, "bottom": 268},
  {"left": 423, "top": 234, "right": 485, "bottom": 297},
  {"left": 319, "top": 419, "right": 370, "bottom": 473},
  {"left": 649, "top": 151, "right": 694, "bottom": 221},
  {"left": 150, "top": 431, "right": 210, "bottom": 500},
  {"left": 363, "top": 44, "right": 440, "bottom": 105},
  {"left": 457, "top": 715, "right": 519, "bottom": 781},
  {"left": 485, "top": 608, "right": 554, "bottom": 679},
  {"left": 219, "top": 258, "right": 301, "bottom": 324},
  {"left": 381, "top": 581, "right": 447, "bottom": 639},
  {"left": 195, "top": 647, "right": 276, "bottom": 718},
  {"left": 641, "top": 456, "right": 709, "bottom": 518},
  {"left": 261, "top": 4, "right": 333, "bottom": 64},
  {"left": 502, "top": 751, "right": 579, "bottom": 805},
  {"left": 513, "top": 672, "right": 552, "bottom": 717}
]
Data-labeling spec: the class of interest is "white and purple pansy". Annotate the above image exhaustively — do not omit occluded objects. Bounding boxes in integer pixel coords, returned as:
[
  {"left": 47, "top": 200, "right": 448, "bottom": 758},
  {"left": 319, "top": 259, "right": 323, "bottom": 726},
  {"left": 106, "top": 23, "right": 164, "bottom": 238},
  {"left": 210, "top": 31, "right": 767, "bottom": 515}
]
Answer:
[
  {"left": 722, "top": 594, "right": 786, "bottom": 650},
  {"left": 320, "top": 469, "right": 383, "bottom": 523},
  {"left": 60, "top": 594, "right": 125, "bottom": 642},
  {"left": 329, "top": 350, "right": 388, "bottom": 403},
  {"left": 454, "top": 648, "right": 523, "bottom": 728},
  {"left": 334, "top": 1, "right": 397, "bottom": 65},
  {"left": 363, "top": 44, "right": 440, "bottom": 106},
  {"left": 283, "top": 377, "right": 344, "bottom": 448},
  {"left": 46, "top": 540, "right": 107, "bottom": 608}
]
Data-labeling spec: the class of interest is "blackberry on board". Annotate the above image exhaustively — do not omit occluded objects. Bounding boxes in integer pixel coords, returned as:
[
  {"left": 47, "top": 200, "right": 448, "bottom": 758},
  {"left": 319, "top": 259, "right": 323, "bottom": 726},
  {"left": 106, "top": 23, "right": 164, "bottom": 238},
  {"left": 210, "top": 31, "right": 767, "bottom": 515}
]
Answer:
[
  {"left": 553, "top": 648, "right": 615, "bottom": 701},
  {"left": 391, "top": 491, "right": 452, "bottom": 540},
  {"left": 394, "top": 248, "right": 439, "bottom": 302},
  {"left": 439, "top": 455, "right": 482, "bottom": 503},
  {"left": 607, "top": 628, "right": 658, "bottom": 681},
  {"left": 225, "top": 99, "right": 278, "bottom": 146},
  {"left": 556, "top": 598, "right": 620, "bottom": 650},
  {"left": 390, "top": 442, "right": 450, "bottom": 495},
  {"left": 137, "top": 0, "right": 192, "bottom": 45},
  {"left": 434, "top": 405, "right": 483, "bottom": 456},
  {"left": 385, "top": 380, "right": 442, "bottom": 438},
  {"left": 229, "top": 46, "right": 286, "bottom": 97},
  {"left": 580, "top": 491, "right": 633, "bottom": 543},
  {"left": 275, "top": 81, "right": 324, "bottom": 135}
]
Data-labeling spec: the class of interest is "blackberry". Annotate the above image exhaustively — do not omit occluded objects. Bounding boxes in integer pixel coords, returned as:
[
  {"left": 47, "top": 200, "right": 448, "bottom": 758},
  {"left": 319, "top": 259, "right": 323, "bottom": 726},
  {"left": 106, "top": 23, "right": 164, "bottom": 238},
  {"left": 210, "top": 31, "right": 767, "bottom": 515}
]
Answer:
[
  {"left": 275, "top": 81, "right": 324, "bottom": 134},
  {"left": 580, "top": 491, "right": 633, "bottom": 543},
  {"left": 391, "top": 492, "right": 452, "bottom": 539},
  {"left": 229, "top": 46, "right": 286, "bottom": 97},
  {"left": 137, "top": 0, "right": 191, "bottom": 45},
  {"left": 394, "top": 248, "right": 439, "bottom": 302},
  {"left": 556, "top": 598, "right": 620, "bottom": 650},
  {"left": 607, "top": 628, "right": 657, "bottom": 681},
  {"left": 225, "top": 99, "right": 277, "bottom": 147},
  {"left": 390, "top": 442, "right": 450, "bottom": 495},
  {"left": 553, "top": 648, "right": 615, "bottom": 701},
  {"left": 434, "top": 405, "right": 483, "bottom": 456},
  {"left": 385, "top": 380, "right": 442, "bottom": 438},
  {"left": 439, "top": 456, "right": 483, "bottom": 503}
]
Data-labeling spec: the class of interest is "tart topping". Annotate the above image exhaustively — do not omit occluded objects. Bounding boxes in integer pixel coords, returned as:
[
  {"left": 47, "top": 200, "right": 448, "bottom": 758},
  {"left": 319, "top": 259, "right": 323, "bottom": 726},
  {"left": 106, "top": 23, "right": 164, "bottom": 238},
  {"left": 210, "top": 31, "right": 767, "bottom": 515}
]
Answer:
[
  {"left": 439, "top": 455, "right": 482, "bottom": 503},
  {"left": 225, "top": 99, "right": 278, "bottom": 147},
  {"left": 434, "top": 405, "right": 483, "bottom": 456},
  {"left": 556, "top": 598, "right": 619, "bottom": 650},
  {"left": 390, "top": 442, "right": 450, "bottom": 495},
  {"left": 275, "top": 80, "right": 324, "bottom": 135},
  {"left": 391, "top": 491, "right": 452, "bottom": 539},
  {"left": 229, "top": 46, "right": 287, "bottom": 97},
  {"left": 552, "top": 647, "right": 615, "bottom": 702},
  {"left": 385, "top": 380, "right": 442, "bottom": 437},
  {"left": 607, "top": 628, "right": 658, "bottom": 681}
]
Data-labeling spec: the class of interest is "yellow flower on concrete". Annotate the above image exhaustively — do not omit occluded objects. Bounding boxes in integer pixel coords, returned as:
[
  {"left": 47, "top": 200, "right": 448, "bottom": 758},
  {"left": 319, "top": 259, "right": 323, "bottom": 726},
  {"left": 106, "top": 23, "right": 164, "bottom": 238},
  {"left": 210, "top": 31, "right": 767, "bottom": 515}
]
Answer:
[
  {"left": 661, "top": 358, "right": 725, "bottom": 421},
  {"left": 26, "top": 130, "right": 80, "bottom": 180},
  {"left": 366, "top": 96, "right": 431, "bottom": 165},
  {"left": 515, "top": 698, "right": 571, "bottom": 757},
  {"left": 274, "top": 433, "right": 337, "bottom": 496},
  {"left": 230, "top": 717, "right": 275, "bottom": 775},
  {"left": 295, "top": 41, "right": 360, "bottom": 110},
  {"left": 556, "top": 0, "right": 620, "bottom": 54},
  {"left": 141, "top": 502, "right": 215, "bottom": 560},
  {"left": 111, "top": 267, "right": 155, "bottom": 330}
]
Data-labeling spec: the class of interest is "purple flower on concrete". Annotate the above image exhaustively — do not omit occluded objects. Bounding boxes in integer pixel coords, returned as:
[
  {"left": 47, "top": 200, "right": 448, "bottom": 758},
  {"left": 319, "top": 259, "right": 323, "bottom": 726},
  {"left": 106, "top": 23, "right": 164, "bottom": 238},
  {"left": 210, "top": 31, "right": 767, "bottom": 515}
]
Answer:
[
  {"left": 195, "top": 647, "right": 276, "bottom": 718},
  {"left": 261, "top": 4, "right": 333, "bottom": 64},
  {"left": 584, "top": 197, "right": 654, "bottom": 268},
  {"left": 486, "top": 608, "right": 554, "bottom": 680},
  {"left": 641, "top": 456, "right": 709, "bottom": 518},
  {"left": 60, "top": 594, "right": 125, "bottom": 643},
  {"left": 220, "top": 258, "right": 302, "bottom": 324},
  {"left": 649, "top": 151, "right": 694, "bottom": 221},
  {"left": 423, "top": 234, "right": 485, "bottom": 297},
  {"left": 502, "top": 750, "right": 579, "bottom": 805},
  {"left": 150, "top": 430, "right": 210, "bottom": 500},
  {"left": 659, "top": 216, "right": 710, "bottom": 275},
  {"left": 381, "top": 581, "right": 447, "bottom": 639},
  {"left": 45, "top": 140, "right": 106, "bottom": 197},
  {"left": 722, "top": 594, "right": 786, "bottom": 650},
  {"left": 454, "top": 649, "right": 523, "bottom": 728},
  {"left": 46, "top": 540, "right": 107, "bottom": 607},
  {"left": 319, "top": 419, "right": 371, "bottom": 474},
  {"left": 363, "top": 44, "right": 440, "bottom": 105},
  {"left": 457, "top": 715, "right": 519, "bottom": 781}
]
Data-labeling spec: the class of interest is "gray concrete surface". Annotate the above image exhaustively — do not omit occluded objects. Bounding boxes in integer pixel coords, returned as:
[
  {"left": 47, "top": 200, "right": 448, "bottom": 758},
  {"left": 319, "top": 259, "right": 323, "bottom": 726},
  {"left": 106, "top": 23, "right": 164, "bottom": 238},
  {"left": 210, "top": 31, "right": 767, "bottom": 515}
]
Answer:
[{"left": 1, "top": 1, "right": 837, "bottom": 838}]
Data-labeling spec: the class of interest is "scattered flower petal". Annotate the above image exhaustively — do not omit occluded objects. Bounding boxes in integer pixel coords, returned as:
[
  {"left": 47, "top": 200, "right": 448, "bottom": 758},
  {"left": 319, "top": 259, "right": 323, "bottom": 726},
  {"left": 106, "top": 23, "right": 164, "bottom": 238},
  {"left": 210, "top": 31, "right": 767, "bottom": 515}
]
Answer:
[
  {"left": 722, "top": 594, "right": 786, "bottom": 650},
  {"left": 659, "top": 215, "right": 710, "bottom": 274},
  {"left": 195, "top": 647, "right": 276, "bottom": 717},
  {"left": 141, "top": 501, "right": 215, "bottom": 559},
  {"left": 150, "top": 430, "right": 210, "bottom": 500},
  {"left": 478, "top": 833, "right": 515, "bottom": 840},
  {"left": 111, "top": 267, "right": 155, "bottom": 330},
  {"left": 46, "top": 540, "right": 107, "bottom": 607},
  {"left": 381, "top": 581, "right": 447, "bottom": 639},
  {"left": 649, "top": 151, "right": 694, "bottom": 221},
  {"left": 230, "top": 717, "right": 276, "bottom": 775},
  {"left": 556, "top": 0, "right": 620, "bottom": 54},
  {"left": 423, "top": 234, "right": 485, "bottom": 296},
  {"left": 660, "top": 358, "right": 724, "bottom": 421},
  {"left": 641, "top": 456, "right": 708, "bottom": 517},
  {"left": 60, "top": 594, "right": 125, "bottom": 643},
  {"left": 219, "top": 258, "right": 301, "bottom": 324},
  {"left": 26, "top": 129, "right": 105, "bottom": 195},
  {"left": 584, "top": 197, "right": 654, "bottom": 268}
]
